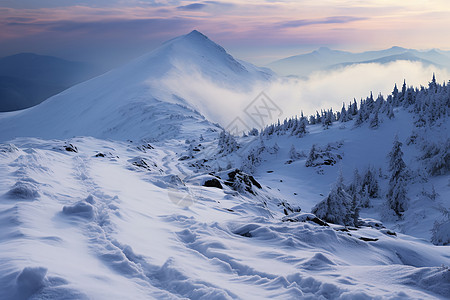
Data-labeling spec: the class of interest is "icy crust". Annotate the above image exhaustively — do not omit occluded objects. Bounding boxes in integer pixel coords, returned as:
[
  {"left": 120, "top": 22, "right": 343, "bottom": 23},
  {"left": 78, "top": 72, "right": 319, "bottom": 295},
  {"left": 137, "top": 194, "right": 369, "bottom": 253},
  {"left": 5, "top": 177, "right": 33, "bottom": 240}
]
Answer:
[{"left": 0, "top": 137, "right": 449, "bottom": 299}]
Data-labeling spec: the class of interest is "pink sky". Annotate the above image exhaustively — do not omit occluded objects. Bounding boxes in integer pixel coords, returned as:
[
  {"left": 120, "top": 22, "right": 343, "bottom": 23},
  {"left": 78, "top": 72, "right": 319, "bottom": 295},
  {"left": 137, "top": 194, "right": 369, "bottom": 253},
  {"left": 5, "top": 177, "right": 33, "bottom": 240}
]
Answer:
[{"left": 1, "top": 0, "right": 450, "bottom": 65}]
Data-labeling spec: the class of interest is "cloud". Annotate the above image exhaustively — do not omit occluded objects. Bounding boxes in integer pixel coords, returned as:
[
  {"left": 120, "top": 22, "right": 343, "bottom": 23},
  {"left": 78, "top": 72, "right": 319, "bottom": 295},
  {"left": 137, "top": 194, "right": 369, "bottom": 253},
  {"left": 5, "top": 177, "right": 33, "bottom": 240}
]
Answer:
[
  {"left": 277, "top": 16, "right": 368, "bottom": 28},
  {"left": 177, "top": 3, "right": 206, "bottom": 10},
  {"left": 5, "top": 17, "right": 195, "bottom": 37},
  {"left": 154, "top": 60, "right": 450, "bottom": 130}
]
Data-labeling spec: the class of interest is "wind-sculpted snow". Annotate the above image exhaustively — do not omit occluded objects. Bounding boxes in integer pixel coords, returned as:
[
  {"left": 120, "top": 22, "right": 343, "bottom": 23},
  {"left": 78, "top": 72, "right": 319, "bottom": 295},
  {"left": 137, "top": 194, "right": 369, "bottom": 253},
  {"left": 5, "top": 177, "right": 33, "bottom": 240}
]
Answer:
[{"left": 0, "top": 137, "right": 449, "bottom": 299}]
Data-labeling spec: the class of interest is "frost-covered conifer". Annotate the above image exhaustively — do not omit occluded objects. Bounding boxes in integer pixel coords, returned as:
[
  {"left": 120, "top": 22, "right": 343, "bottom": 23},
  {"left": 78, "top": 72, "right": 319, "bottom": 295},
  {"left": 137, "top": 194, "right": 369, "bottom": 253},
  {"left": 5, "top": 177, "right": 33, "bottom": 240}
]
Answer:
[
  {"left": 386, "top": 136, "right": 409, "bottom": 217},
  {"left": 305, "top": 144, "right": 318, "bottom": 167},
  {"left": 312, "top": 171, "right": 359, "bottom": 226},
  {"left": 369, "top": 111, "right": 380, "bottom": 129},
  {"left": 218, "top": 131, "right": 238, "bottom": 154}
]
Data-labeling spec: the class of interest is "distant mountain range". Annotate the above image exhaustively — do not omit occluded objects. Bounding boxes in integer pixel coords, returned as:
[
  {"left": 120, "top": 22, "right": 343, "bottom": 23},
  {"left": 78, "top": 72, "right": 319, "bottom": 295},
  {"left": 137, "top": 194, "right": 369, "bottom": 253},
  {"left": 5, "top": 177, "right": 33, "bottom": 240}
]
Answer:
[
  {"left": 0, "top": 53, "right": 102, "bottom": 112},
  {"left": 267, "top": 46, "right": 450, "bottom": 77}
]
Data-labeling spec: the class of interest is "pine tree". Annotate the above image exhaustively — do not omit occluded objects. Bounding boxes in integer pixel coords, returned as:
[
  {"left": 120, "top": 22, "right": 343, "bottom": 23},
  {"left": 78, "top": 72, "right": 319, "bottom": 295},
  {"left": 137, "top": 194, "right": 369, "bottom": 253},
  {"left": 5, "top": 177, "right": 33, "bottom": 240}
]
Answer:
[
  {"left": 354, "top": 106, "right": 365, "bottom": 127},
  {"left": 369, "top": 110, "right": 380, "bottom": 129},
  {"left": 386, "top": 136, "right": 409, "bottom": 217},
  {"left": 399, "top": 79, "right": 407, "bottom": 104},
  {"left": 360, "top": 186, "right": 371, "bottom": 208},
  {"left": 218, "top": 131, "right": 238, "bottom": 154},
  {"left": 339, "top": 102, "right": 348, "bottom": 122},
  {"left": 312, "top": 171, "right": 359, "bottom": 226},
  {"left": 387, "top": 103, "right": 395, "bottom": 119},
  {"left": 392, "top": 83, "right": 399, "bottom": 106},
  {"left": 288, "top": 144, "right": 301, "bottom": 160},
  {"left": 351, "top": 98, "right": 358, "bottom": 115},
  {"left": 362, "top": 167, "right": 379, "bottom": 198},
  {"left": 293, "top": 112, "right": 308, "bottom": 137},
  {"left": 248, "top": 128, "right": 259, "bottom": 136},
  {"left": 323, "top": 110, "right": 332, "bottom": 129},
  {"left": 429, "top": 73, "right": 437, "bottom": 93},
  {"left": 366, "top": 92, "right": 375, "bottom": 112},
  {"left": 375, "top": 93, "right": 384, "bottom": 111},
  {"left": 348, "top": 168, "right": 361, "bottom": 196},
  {"left": 305, "top": 144, "right": 318, "bottom": 167}
]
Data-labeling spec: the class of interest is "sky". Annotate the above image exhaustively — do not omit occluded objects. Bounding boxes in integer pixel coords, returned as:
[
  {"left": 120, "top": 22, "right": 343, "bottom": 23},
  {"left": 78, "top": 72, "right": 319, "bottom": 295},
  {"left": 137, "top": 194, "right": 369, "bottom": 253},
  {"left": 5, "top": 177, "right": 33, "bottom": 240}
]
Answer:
[{"left": 1, "top": 0, "right": 450, "bottom": 67}]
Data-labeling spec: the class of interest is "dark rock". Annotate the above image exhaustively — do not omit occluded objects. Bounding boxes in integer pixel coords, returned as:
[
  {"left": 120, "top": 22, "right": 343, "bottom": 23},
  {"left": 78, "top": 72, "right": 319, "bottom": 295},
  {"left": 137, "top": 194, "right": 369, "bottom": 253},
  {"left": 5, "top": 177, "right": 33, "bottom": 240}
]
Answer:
[
  {"left": 359, "top": 237, "right": 378, "bottom": 242},
  {"left": 248, "top": 175, "right": 262, "bottom": 189},
  {"left": 65, "top": 144, "right": 77, "bottom": 153},
  {"left": 225, "top": 169, "right": 262, "bottom": 195},
  {"left": 203, "top": 178, "right": 223, "bottom": 189},
  {"left": 282, "top": 212, "right": 328, "bottom": 226},
  {"left": 310, "top": 217, "right": 329, "bottom": 226},
  {"left": 137, "top": 143, "right": 154, "bottom": 152}
]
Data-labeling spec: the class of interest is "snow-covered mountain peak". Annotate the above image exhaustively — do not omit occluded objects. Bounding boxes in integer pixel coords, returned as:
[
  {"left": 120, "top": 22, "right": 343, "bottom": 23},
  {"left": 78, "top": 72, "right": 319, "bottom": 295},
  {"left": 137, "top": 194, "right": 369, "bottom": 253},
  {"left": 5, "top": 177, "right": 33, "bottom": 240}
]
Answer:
[
  {"left": 184, "top": 29, "right": 210, "bottom": 42},
  {"left": 153, "top": 29, "right": 271, "bottom": 82},
  {"left": 0, "top": 31, "right": 274, "bottom": 142},
  {"left": 316, "top": 46, "right": 332, "bottom": 53}
]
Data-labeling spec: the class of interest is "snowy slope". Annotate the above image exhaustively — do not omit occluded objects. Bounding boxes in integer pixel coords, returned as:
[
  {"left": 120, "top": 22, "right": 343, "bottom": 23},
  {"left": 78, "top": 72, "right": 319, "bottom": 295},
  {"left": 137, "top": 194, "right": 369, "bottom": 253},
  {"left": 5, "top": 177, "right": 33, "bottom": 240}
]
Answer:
[
  {"left": 235, "top": 109, "right": 448, "bottom": 241},
  {"left": 0, "top": 30, "right": 272, "bottom": 142},
  {"left": 0, "top": 137, "right": 449, "bottom": 299}
]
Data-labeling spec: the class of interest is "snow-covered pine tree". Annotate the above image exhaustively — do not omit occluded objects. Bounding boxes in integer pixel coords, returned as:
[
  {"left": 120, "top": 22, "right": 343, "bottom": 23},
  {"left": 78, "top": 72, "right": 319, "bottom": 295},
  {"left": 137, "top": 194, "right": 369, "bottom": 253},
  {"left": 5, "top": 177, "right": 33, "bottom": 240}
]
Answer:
[
  {"left": 431, "top": 206, "right": 449, "bottom": 245},
  {"left": 366, "top": 92, "right": 375, "bottom": 112},
  {"left": 241, "top": 138, "right": 266, "bottom": 173},
  {"left": 322, "top": 109, "right": 333, "bottom": 129},
  {"left": 420, "top": 140, "right": 450, "bottom": 176},
  {"left": 305, "top": 144, "right": 318, "bottom": 167},
  {"left": 399, "top": 79, "right": 407, "bottom": 105},
  {"left": 311, "top": 171, "right": 359, "bottom": 227},
  {"left": 375, "top": 93, "right": 384, "bottom": 111},
  {"left": 288, "top": 144, "right": 301, "bottom": 160},
  {"left": 293, "top": 112, "right": 308, "bottom": 137},
  {"left": 339, "top": 103, "right": 348, "bottom": 122},
  {"left": 351, "top": 98, "right": 358, "bottom": 116},
  {"left": 218, "top": 130, "right": 238, "bottom": 154},
  {"left": 347, "top": 168, "right": 361, "bottom": 196},
  {"left": 428, "top": 73, "right": 437, "bottom": 93},
  {"left": 360, "top": 186, "right": 371, "bottom": 208},
  {"left": 354, "top": 106, "right": 365, "bottom": 127},
  {"left": 386, "top": 136, "right": 409, "bottom": 217},
  {"left": 392, "top": 83, "right": 399, "bottom": 107},
  {"left": 361, "top": 167, "right": 379, "bottom": 198},
  {"left": 387, "top": 102, "right": 395, "bottom": 119},
  {"left": 369, "top": 110, "right": 380, "bottom": 129},
  {"left": 248, "top": 128, "right": 259, "bottom": 136}
]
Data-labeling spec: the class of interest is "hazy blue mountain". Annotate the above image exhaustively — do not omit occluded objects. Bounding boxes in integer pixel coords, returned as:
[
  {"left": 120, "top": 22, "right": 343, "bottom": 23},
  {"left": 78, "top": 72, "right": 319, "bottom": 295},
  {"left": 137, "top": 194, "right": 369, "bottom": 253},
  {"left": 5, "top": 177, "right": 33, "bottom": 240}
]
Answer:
[
  {"left": 329, "top": 52, "right": 440, "bottom": 70},
  {"left": 267, "top": 46, "right": 450, "bottom": 77},
  {"left": 0, "top": 53, "right": 102, "bottom": 111}
]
